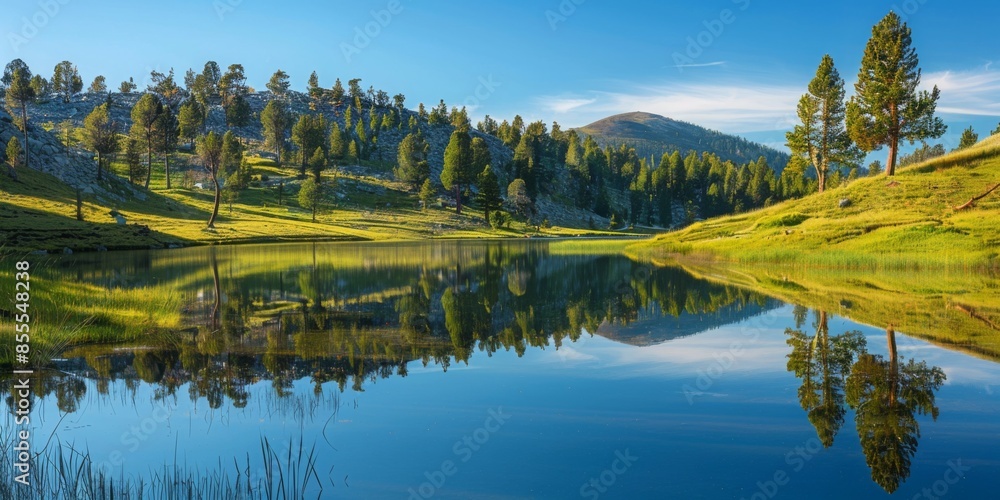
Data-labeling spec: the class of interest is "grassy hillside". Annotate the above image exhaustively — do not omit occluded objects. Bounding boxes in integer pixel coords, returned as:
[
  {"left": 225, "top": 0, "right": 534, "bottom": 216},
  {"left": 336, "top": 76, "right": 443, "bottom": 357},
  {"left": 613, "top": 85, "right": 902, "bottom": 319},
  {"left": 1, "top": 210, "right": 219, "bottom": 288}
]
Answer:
[
  {"left": 628, "top": 135, "right": 1000, "bottom": 269},
  {"left": 575, "top": 111, "right": 789, "bottom": 168},
  {"left": 671, "top": 262, "right": 1000, "bottom": 361},
  {"left": 0, "top": 152, "right": 631, "bottom": 255}
]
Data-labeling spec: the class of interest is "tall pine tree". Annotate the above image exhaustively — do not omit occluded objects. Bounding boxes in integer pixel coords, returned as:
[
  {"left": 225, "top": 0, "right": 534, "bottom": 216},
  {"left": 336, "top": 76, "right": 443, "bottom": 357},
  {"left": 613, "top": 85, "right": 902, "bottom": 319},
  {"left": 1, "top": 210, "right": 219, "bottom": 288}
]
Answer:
[
  {"left": 847, "top": 12, "right": 946, "bottom": 176},
  {"left": 786, "top": 55, "right": 862, "bottom": 192}
]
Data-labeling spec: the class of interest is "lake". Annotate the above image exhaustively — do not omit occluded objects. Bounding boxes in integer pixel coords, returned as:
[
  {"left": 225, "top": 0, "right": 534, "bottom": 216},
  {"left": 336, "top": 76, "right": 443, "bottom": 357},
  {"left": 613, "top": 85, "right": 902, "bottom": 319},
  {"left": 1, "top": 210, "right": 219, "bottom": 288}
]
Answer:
[{"left": 2, "top": 240, "right": 999, "bottom": 499}]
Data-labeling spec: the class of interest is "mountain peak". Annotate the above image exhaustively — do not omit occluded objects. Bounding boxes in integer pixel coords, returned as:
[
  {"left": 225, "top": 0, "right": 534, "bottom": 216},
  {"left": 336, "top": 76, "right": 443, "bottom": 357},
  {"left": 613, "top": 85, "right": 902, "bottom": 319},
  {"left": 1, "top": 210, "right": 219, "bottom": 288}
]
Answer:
[{"left": 574, "top": 112, "right": 788, "bottom": 169}]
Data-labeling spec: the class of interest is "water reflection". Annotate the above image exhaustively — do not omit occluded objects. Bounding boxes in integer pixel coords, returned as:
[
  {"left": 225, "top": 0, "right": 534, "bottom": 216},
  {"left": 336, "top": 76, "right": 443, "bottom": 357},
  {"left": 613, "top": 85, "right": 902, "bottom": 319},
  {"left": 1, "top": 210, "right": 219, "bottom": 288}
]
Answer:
[
  {"left": 786, "top": 311, "right": 946, "bottom": 493},
  {"left": 0, "top": 242, "right": 969, "bottom": 495}
]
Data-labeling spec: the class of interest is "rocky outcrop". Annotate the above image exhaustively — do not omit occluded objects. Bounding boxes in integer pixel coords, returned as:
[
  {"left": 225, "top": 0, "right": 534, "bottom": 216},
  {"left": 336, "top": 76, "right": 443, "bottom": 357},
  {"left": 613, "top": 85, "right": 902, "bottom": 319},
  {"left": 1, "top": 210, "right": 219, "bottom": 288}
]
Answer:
[
  {"left": 0, "top": 107, "right": 145, "bottom": 204},
  {"left": 26, "top": 91, "right": 514, "bottom": 190}
]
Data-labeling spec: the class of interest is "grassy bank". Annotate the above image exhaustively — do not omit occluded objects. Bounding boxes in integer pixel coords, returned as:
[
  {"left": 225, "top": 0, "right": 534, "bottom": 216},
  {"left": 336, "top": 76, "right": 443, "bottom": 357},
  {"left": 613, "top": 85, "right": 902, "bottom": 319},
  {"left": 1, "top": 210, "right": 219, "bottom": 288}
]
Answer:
[
  {"left": 628, "top": 136, "right": 1000, "bottom": 269},
  {"left": 653, "top": 261, "right": 1000, "bottom": 361},
  {"left": 1, "top": 153, "right": 633, "bottom": 255}
]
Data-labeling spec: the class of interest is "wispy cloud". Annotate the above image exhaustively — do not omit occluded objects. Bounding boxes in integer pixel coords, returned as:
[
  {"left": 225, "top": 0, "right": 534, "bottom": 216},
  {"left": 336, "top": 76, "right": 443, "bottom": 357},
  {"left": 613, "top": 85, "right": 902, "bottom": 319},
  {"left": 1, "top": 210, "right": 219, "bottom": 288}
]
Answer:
[
  {"left": 922, "top": 66, "right": 1000, "bottom": 117},
  {"left": 541, "top": 97, "right": 598, "bottom": 114},
  {"left": 535, "top": 65, "right": 1000, "bottom": 135},
  {"left": 536, "top": 81, "right": 802, "bottom": 133},
  {"left": 673, "top": 61, "right": 727, "bottom": 69}
]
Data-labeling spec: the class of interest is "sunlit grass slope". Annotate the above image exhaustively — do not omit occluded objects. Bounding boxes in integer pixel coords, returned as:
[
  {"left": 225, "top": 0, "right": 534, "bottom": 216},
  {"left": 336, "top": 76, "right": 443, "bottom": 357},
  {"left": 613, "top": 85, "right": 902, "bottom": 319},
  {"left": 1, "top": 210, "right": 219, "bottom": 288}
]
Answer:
[
  {"left": 629, "top": 135, "right": 1000, "bottom": 269},
  {"left": 1, "top": 154, "right": 627, "bottom": 254}
]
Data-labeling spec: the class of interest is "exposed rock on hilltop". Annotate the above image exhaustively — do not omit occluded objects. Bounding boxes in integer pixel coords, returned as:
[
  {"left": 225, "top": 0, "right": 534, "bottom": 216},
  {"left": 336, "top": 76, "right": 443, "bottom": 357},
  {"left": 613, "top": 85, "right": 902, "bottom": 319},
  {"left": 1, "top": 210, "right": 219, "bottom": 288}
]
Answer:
[
  {"left": 26, "top": 91, "right": 514, "bottom": 189},
  {"left": 0, "top": 107, "right": 145, "bottom": 204}
]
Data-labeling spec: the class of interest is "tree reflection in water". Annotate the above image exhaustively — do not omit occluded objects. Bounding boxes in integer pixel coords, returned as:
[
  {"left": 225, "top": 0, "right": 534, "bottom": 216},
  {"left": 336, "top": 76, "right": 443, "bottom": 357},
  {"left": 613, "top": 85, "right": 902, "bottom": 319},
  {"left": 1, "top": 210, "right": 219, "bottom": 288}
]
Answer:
[{"left": 787, "top": 311, "right": 946, "bottom": 493}]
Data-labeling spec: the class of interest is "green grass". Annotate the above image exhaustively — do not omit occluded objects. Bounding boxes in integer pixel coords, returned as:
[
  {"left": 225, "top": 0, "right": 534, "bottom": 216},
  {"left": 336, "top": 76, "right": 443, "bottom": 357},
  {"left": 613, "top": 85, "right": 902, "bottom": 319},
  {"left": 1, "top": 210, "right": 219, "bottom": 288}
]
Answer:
[
  {"left": 668, "top": 261, "right": 1000, "bottom": 361},
  {"left": 1, "top": 151, "right": 634, "bottom": 255},
  {"left": 628, "top": 135, "right": 1000, "bottom": 269},
  {"left": 0, "top": 428, "right": 328, "bottom": 500}
]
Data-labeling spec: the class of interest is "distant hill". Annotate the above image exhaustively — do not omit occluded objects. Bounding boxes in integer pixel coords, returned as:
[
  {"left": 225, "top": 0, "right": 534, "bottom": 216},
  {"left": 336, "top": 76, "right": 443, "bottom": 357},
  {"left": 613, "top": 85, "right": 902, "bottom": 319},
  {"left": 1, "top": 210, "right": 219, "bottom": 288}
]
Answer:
[
  {"left": 575, "top": 112, "right": 789, "bottom": 171},
  {"left": 595, "top": 299, "right": 782, "bottom": 347}
]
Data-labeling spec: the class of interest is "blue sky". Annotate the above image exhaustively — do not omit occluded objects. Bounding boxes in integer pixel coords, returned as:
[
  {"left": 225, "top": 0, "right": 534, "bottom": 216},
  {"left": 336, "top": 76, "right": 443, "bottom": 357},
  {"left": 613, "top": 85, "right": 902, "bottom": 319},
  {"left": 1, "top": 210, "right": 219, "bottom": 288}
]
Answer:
[{"left": 4, "top": 0, "right": 999, "bottom": 154}]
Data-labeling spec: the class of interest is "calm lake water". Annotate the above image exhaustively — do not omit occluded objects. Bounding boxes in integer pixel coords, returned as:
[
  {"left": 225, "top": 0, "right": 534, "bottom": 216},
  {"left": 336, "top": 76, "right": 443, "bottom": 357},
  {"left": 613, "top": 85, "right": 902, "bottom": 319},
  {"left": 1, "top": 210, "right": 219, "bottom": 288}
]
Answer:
[{"left": 3, "top": 240, "right": 999, "bottom": 499}]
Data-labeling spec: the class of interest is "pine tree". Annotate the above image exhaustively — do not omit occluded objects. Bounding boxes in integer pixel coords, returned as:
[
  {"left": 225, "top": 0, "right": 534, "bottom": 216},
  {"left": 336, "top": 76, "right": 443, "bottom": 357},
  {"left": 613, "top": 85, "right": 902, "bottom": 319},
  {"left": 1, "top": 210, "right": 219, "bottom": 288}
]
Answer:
[
  {"left": 786, "top": 55, "right": 861, "bottom": 193},
  {"left": 298, "top": 178, "right": 326, "bottom": 222},
  {"left": 847, "top": 12, "right": 946, "bottom": 176},
  {"left": 419, "top": 178, "right": 435, "bottom": 209},
  {"left": 395, "top": 130, "right": 430, "bottom": 189},
  {"left": 260, "top": 100, "right": 292, "bottom": 164},
  {"left": 178, "top": 99, "right": 205, "bottom": 149},
  {"left": 52, "top": 60, "right": 82, "bottom": 103},
  {"left": 441, "top": 126, "right": 472, "bottom": 213},
  {"left": 307, "top": 71, "right": 323, "bottom": 108},
  {"left": 348, "top": 140, "right": 359, "bottom": 163},
  {"left": 291, "top": 114, "right": 328, "bottom": 175},
  {"left": 130, "top": 93, "right": 161, "bottom": 189},
  {"left": 221, "top": 130, "right": 243, "bottom": 176},
  {"left": 476, "top": 164, "right": 502, "bottom": 227},
  {"left": 329, "top": 123, "right": 346, "bottom": 160},
  {"left": 5, "top": 136, "right": 22, "bottom": 180},
  {"left": 119, "top": 77, "right": 137, "bottom": 94},
  {"left": 956, "top": 127, "right": 978, "bottom": 150},
  {"left": 471, "top": 137, "right": 491, "bottom": 179},
  {"left": 155, "top": 105, "right": 179, "bottom": 188},
  {"left": 867, "top": 160, "right": 884, "bottom": 177},
  {"left": 330, "top": 78, "right": 345, "bottom": 106},
  {"left": 4, "top": 66, "right": 34, "bottom": 170},
  {"left": 308, "top": 147, "right": 326, "bottom": 181},
  {"left": 124, "top": 137, "right": 143, "bottom": 184},
  {"left": 82, "top": 103, "right": 119, "bottom": 181},
  {"left": 266, "top": 69, "right": 291, "bottom": 98},
  {"left": 88, "top": 75, "right": 107, "bottom": 94}
]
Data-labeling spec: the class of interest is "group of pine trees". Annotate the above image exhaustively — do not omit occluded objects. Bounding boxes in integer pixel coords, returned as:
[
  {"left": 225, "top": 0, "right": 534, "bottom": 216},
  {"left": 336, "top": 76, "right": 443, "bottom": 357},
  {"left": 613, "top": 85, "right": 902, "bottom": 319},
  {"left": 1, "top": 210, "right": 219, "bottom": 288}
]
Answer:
[
  {"left": 786, "top": 12, "right": 948, "bottom": 191},
  {"left": 0, "top": 12, "right": 983, "bottom": 230}
]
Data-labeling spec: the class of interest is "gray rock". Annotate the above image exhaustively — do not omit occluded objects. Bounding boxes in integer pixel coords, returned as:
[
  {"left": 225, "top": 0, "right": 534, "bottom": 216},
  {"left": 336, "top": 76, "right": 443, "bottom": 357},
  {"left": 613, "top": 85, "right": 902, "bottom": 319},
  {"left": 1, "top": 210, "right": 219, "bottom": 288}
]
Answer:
[
  {"left": 63, "top": 247, "right": 73, "bottom": 254},
  {"left": 839, "top": 199, "right": 852, "bottom": 209},
  {"left": 96, "top": 245, "right": 108, "bottom": 252}
]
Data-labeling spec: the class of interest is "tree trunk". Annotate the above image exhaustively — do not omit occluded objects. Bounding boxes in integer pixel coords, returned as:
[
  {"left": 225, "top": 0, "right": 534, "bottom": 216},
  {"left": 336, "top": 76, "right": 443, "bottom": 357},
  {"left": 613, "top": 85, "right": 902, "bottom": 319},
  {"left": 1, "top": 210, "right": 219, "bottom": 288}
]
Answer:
[
  {"left": 886, "top": 142, "right": 898, "bottom": 177},
  {"left": 210, "top": 249, "right": 220, "bottom": 330},
  {"left": 455, "top": 185, "right": 462, "bottom": 214},
  {"left": 207, "top": 171, "right": 221, "bottom": 228},
  {"left": 20, "top": 104, "right": 29, "bottom": 170},
  {"left": 164, "top": 151, "right": 171, "bottom": 189},
  {"left": 817, "top": 169, "right": 826, "bottom": 193},
  {"left": 144, "top": 144, "right": 152, "bottom": 189},
  {"left": 887, "top": 326, "right": 898, "bottom": 407}
]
